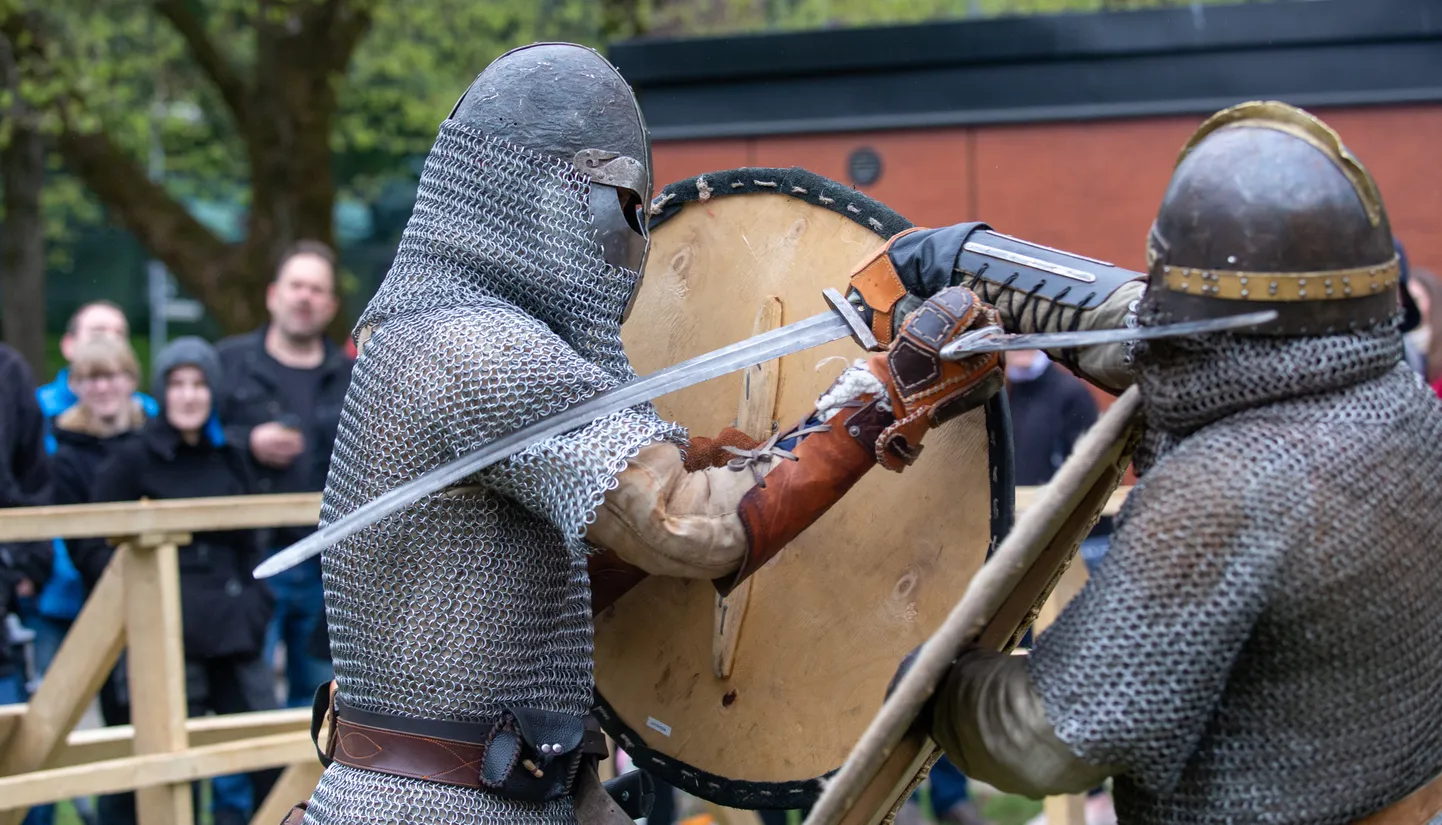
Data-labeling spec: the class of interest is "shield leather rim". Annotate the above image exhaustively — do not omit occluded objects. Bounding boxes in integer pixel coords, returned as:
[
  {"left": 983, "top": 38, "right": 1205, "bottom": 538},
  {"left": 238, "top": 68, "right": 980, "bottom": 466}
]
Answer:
[{"left": 591, "top": 167, "right": 1017, "bottom": 811}]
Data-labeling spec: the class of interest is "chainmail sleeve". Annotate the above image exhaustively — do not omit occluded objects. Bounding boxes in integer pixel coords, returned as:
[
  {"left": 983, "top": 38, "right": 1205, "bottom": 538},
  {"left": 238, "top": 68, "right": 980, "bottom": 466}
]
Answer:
[
  {"left": 404, "top": 304, "right": 684, "bottom": 555},
  {"left": 1025, "top": 432, "right": 1292, "bottom": 796}
]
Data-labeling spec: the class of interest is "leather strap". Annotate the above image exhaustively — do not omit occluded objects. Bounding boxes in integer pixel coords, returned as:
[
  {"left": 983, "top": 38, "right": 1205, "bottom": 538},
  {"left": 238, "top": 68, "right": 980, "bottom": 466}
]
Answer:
[
  {"left": 280, "top": 803, "right": 308, "bottom": 825},
  {"left": 850, "top": 227, "right": 925, "bottom": 347},
  {"left": 310, "top": 682, "right": 607, "bottom": 794},
  {"left": 1355, "top": 772, "right": 1442, "bottom": 825},
  {"left": 721, "top": 410, "right": 880, "bottom": 596}
]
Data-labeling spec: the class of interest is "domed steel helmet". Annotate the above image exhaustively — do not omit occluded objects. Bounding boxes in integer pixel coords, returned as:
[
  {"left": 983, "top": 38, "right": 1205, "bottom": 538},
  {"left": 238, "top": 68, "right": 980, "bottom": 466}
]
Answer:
[
  {"left": 1145, "top": 101, "right": 1399, "bottom": 335},
  {"left": 448, "top": 42, "right": 652, "bottom": 308}
]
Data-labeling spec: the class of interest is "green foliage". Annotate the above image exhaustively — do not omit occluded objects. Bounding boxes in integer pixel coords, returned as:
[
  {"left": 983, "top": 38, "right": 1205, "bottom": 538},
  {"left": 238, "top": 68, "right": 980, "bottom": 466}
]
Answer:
[{"left": 647, "top": 0, "right": 1269, "bottom": 36}]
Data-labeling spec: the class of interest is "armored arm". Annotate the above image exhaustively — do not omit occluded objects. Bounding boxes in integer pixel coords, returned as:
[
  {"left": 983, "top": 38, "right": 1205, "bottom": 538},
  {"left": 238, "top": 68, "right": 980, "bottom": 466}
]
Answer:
[
  {"left": 928, "top": 646, "right": 1116, "bottom": 798},
  {"left": 586, "top": 287, "right": 1005, "bottom": 612},
  {"left": 847, "top": 223, "right": 1146, "bottom": 394}
]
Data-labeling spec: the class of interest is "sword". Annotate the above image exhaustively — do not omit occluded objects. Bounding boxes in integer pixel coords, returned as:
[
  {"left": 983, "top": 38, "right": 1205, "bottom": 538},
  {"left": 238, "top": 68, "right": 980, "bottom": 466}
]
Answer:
[
  {"left": 254, "top": 288, "right": 877, "bottom": 579},
  {"left": 938, "top": 309, "right": 1278, "bottom": 359},
  {"left": 254, "top": 298, "right": 1276, "bottom": 580}
]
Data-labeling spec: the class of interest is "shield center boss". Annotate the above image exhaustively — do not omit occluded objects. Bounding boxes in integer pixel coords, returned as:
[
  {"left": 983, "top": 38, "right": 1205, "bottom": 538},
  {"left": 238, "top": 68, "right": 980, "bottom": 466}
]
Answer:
[{"left": 594, "top": 168, "right": 1014, "bottom": 810}]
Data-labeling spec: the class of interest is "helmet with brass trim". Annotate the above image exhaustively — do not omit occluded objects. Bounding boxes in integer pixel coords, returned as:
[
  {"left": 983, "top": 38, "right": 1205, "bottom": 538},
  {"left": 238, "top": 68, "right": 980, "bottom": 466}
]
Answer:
[{"left": 1145, "top": 101, "right": 1399, "bottom": 335}]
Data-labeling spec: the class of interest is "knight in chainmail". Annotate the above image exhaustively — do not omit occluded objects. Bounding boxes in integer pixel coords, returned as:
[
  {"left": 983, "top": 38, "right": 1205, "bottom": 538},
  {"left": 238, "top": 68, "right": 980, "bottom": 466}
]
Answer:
[
  {"left": 850, "top": 103, "right": 1442, "bottom": 823},
  {"left": 301, "top": 43, "right": 1006, "bottom": 825}
]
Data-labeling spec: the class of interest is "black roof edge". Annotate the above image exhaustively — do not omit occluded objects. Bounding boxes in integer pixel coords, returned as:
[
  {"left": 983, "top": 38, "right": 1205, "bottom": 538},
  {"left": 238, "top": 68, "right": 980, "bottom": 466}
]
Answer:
[{"left": 611, "top": 0, "right": 1440, "bottom": 87}]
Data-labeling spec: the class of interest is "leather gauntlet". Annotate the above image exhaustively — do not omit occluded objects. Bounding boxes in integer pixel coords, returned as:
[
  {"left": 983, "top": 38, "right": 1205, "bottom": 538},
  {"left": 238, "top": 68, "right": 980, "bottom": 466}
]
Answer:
[
  {"left": 720, "top": 286, "right": 1003, "bottom": 593},
  {"left": 848, "top": 223, "right": 1145, "bottom": 393},
  {"left": 868, "top": 285, "right": 1004, "bottom": 471}
]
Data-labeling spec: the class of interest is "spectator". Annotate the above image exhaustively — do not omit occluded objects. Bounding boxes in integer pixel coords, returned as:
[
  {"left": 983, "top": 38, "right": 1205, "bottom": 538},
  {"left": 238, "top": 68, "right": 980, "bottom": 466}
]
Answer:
[
  {"left": 0, "top": 343, "right": 55, "bottom": 825},
  {"left": 1395, "top": 239, "right": 1427, "bottom": 377},
  {"left": 50, "top": 338, "right": 149, "bottom": 507},
  {"left": 215, "top": 240, "right": 352, "bottom": 708},
  {"left": 1005, "top": 349, "right": 1112, "bottom": 569},
  {"left": 76, "top": 337, "right": 278, "bottom": 825},
  {"left": 28, "top": 302, "right": 156, "bottom": 680},
  {"left": 36, "top": 301, "right": 157, "bottom": 435}
]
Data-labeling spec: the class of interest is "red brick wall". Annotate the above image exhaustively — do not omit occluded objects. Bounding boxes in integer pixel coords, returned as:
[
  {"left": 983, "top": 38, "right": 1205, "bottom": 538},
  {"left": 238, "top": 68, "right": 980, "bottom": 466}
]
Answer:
[
  {"left": 654, "top": 103, "right": 1442, "bottom": 273},
  {"left": 653, "top": 103, "right": 1442, "bottom": 414}
]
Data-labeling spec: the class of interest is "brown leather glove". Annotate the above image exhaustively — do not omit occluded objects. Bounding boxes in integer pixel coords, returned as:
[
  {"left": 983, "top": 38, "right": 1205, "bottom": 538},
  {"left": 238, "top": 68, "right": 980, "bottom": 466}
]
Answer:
[{"left": 867, "top": 285, "right": 1004, "bottom": 471}]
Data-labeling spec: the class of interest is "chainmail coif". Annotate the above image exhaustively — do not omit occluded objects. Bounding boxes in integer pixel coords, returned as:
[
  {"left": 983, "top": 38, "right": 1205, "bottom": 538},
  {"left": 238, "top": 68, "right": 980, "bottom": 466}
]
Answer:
[
  {"left": 1028, "top": 302, "right": 1442, "bottom": 824},
  {"left": 306, "top": 122, "right": 682, "bottom": 825}
]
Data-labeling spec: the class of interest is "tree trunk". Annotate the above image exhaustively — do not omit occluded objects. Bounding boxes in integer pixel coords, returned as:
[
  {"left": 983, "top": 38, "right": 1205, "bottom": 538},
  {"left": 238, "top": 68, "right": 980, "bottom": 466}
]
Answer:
[{"left": 0, "top": 117, "right": 47, "bottom": 373}]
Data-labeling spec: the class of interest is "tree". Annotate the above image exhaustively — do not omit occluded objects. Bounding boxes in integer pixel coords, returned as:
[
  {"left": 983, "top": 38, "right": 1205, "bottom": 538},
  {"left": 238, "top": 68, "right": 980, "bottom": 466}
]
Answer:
[
  {"left": 0, "top": 0, "right": 642, "bottom": 338},
  {"left": 0, "top": 11, "right": 46, "bottom": 369}
]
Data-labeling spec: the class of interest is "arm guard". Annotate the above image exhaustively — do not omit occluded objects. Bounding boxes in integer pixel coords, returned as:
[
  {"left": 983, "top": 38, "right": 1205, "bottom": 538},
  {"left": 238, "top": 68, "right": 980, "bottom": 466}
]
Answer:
[
  {"left": 848, "top": 223, "right": 1146, "bottom": 394},
  {"left": 586, "top": 287, "right": 1003, "bottom": 610}
]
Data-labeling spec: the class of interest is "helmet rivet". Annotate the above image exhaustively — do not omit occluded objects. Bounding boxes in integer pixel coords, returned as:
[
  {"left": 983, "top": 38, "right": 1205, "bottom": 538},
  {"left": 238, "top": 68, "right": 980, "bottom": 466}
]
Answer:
[
  {"left": 1240, "top": 289, "right": 1249, "bottom": 298},
  {"left": 1269, "top": 282, "right": 1279, "bottom": 295}
]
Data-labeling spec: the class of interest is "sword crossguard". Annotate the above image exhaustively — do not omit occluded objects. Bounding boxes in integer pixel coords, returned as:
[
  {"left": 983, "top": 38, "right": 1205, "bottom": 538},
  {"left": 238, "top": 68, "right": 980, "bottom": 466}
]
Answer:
[{"left": 823, "top": 288, "right": 882, "bottom": 352}]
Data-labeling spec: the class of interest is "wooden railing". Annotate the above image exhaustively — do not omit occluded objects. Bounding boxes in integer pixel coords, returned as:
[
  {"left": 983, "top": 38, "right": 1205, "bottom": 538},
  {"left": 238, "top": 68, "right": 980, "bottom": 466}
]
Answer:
[
  {"left": 0, "top": 494, "right": 321, "bottom": 825},
  {"left": 0, "top": 486, "right": 1130, "bottom": 825}
]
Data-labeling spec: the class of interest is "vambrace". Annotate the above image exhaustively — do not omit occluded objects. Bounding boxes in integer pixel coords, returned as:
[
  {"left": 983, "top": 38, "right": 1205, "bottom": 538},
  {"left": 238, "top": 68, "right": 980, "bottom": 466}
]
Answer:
[
  {"left": 847, "top": 224, "right": 1146, "bottom": 394},
  {"left": 587, "top": 286, "right": 1003, "bottom": 610},
  {"left": 932, "top": 647, "right": 1117, "bottom": 799}
]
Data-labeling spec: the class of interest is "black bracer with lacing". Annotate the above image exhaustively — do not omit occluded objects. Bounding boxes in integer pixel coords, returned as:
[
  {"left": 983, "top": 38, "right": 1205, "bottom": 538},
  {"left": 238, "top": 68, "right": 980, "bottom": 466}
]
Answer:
[{"left": 849, "top": 222, "right": 1146, "bottom": 393}]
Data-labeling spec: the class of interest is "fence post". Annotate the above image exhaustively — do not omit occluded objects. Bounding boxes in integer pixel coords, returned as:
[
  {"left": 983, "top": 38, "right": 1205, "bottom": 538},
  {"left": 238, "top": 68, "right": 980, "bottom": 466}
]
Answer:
[
  {"left": 124, "top": 533, "right": 194, "bottom": 825},
  {"left": 0, "top": 546, "right": 129, "bottom": 825}
]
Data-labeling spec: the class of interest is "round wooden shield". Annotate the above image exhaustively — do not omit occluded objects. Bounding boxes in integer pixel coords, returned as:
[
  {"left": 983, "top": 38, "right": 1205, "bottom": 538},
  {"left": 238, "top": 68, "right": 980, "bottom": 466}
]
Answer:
[{"left": 595, "top": 168, "right": 1014, "bottom": 810}]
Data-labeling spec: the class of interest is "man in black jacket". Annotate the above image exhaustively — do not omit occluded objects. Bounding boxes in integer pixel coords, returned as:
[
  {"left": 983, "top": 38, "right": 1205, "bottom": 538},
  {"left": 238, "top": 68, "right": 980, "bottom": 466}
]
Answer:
[
  {"left": 0, "top": 343, "right": 53, "bottom": 705},
  {"left": 215, "top": 241, "right": 352, "bottom": 708},
  {"left": 1005, "top": 349, "right": 1112, "bottom": 568}
]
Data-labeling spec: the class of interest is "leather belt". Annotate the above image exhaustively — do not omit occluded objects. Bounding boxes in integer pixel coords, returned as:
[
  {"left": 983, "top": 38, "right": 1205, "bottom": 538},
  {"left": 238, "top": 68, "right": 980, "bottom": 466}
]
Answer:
[
  {"left": 1355, "top": 772, "right": 1442, "bottom": 825},
  {"left": 310, "top": 681, "right": 609, "bottom": 798}
]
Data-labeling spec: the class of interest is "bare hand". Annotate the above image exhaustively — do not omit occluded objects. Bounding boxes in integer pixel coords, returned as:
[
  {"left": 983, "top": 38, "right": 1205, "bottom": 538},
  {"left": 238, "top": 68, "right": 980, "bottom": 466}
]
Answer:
[
  {"left": 15, "top": 578, "right": 35, "bottom": 599},
  {"left": 250, "top": 422, "right": 304, "bottom": 469}
]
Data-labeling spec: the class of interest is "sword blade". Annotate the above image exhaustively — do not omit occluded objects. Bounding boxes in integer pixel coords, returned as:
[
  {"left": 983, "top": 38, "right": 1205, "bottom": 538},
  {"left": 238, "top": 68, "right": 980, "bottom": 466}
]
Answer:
[
  {"left": 938, "top": 310, "right": 1278, "bottom": 358},
  {"left": 254, "top": 309, "right": 855, "bottom": 579}
]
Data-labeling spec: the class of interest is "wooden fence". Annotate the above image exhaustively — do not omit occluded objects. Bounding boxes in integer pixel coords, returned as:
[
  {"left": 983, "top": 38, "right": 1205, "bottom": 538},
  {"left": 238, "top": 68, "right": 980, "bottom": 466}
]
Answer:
[{"left": 0, "top": 487, "right": 1128, "bottom": 825}]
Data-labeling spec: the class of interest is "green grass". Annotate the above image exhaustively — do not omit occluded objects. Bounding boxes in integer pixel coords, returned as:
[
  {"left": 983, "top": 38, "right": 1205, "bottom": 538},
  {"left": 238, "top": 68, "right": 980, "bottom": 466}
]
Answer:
[{"left": 983, "top": 794, "right": 1044, "bottom": 825}]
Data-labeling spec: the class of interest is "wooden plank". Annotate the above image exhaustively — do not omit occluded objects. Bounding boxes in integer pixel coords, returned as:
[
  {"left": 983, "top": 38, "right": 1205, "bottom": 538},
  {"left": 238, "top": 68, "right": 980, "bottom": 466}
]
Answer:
[
  {"left": 0, "top": 705, "right": 23, "bottom": 753},
  {"left": 51, "top": 709, "right": 311, "bottom": 769},
  {"left": 249, "top": 759, "right": 324, "bottom": 825},
  {"left": 1037, "top": 557, "right": 1091, "bottom": 825},
  {"left": 125, "top": 538, "right": 193, "bottom": 825},
  {"left": 1017, "top": 484, "right": 1129, "bottom": 518},
  {"left": 1044, "top": 795, "right": 1086, "bottom": 825},
  {"left": 0, "top": 731, "right": 313, "bottom": 809},
  {"left": 0, "top": 549, "right": 127, "bottom": 777},
  {"left": 0, "top": 493, "right": 321, "bottom": 543}
]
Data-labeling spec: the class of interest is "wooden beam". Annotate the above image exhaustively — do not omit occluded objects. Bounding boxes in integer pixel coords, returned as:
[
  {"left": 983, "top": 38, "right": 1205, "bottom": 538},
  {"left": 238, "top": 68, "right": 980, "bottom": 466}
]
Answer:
[
  {"left": 124, "top": 537, "right": 194, "bottom": 825},
  {"left": 0, "top": 732, "right": 313, "bottom": 809},
  {"left": 0, "top": 551, "right": 127, "bottom": 777},
  {"left": 50, "top": 709, "right": 311, "bottom": 769},
  {"left": 0, "top": 705, "right": 23, "bottom": 753},
  {"left": 248, "top": 760, "right": 324, "bottom": 825},
  {"left": 1017, "top": 484, "right": 1129, "bottom": 518},
  {"left": 0, "top": 493, "right": 321, "bottom": 542},
  {"left": 0, "top": 553, "right": 129, "bottom": 825}
]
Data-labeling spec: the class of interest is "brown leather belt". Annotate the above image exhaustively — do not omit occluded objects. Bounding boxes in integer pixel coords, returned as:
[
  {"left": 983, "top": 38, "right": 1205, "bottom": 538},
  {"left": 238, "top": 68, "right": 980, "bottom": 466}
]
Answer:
[
  {"left": 312, "top": 681, "right": 609, "bottom": 795},
  {"left": 1356, "top": 772, "right": 1442, "bottom": 825}
]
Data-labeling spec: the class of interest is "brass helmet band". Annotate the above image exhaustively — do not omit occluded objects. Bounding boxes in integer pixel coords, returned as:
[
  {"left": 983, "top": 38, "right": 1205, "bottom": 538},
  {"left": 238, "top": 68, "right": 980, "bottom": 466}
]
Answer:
[{"left": 1147, "top": 101, "right": 1399, "bottom": 335}]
